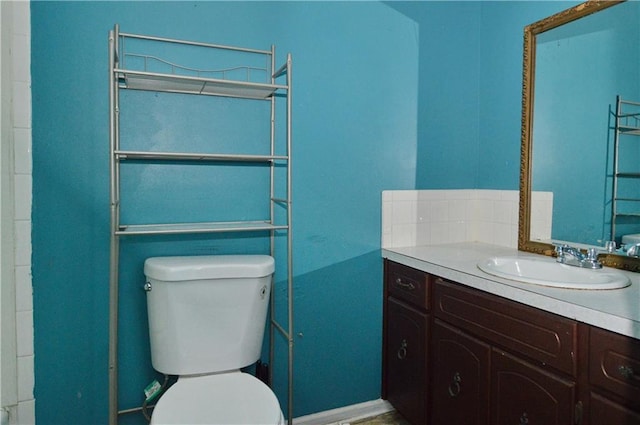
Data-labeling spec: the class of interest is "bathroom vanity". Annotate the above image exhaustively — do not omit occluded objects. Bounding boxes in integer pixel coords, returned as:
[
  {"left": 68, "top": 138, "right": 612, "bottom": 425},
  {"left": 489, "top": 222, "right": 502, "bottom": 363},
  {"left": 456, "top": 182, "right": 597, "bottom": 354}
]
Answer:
[
  {"left": 381, "top": 243, "right": 640, "bottom": 425},
  {"left": 381, "top": 2, "right": 640, "bottom": 423}
]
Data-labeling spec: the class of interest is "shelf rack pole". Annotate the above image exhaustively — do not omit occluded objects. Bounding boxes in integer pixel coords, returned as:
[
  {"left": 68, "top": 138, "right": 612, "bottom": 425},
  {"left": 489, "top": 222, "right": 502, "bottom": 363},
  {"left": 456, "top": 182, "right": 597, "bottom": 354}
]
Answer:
[
  {"left": 268, "top": 43, "right": 276, "bottom": 393},
  {"left": 108, "top": 25, "right": 120, "bottom": 425},
  {"left": 268, "top": 47, "right": 278, "bottom": 413},
  {"left": 612, "top": 95, "right": 621, "bottom": 241},
  {"left": 285, "top": 52, "right": 294, "bottom": 425},
  {"left": 267, "top": 47, "right": 294, "bottom": 425},
  {"left": 119, "top": 31, "right": 272, "bottom": 55}
]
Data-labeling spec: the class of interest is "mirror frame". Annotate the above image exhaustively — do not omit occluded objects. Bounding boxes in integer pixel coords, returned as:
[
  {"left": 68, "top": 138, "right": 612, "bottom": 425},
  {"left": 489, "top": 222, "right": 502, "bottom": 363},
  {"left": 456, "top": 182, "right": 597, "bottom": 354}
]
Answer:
[{"left": 518, "top": 0, "right": 640, "bottom": 272}]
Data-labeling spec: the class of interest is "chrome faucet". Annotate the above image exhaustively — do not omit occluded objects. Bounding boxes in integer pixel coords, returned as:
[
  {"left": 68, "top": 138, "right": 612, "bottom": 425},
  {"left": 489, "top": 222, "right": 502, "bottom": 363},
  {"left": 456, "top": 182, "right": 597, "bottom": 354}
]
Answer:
[
  {"left": 627, "top": 243, "right": 640, "bottom": 258},
  {"left": 554, "top": 244, "right": 602, "bottom": 269}
]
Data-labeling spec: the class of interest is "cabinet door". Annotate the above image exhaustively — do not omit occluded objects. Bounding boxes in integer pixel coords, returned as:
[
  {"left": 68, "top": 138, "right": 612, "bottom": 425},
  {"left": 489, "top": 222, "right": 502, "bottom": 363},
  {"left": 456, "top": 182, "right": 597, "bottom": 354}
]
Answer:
[
  {"left": 431, "top": 319, "right": 490, "bottom": 425},
  {"left": 385, "top": 297, "right": 429, "bottom": 425},
  {"left": 589, "top": 326, "right": 640, "bottom": 411},
  {"left": 589, "top": 392, "right": 640, "bottom": 425},
  {"left": 492, "top": 349, "right": 576, "bottom": 425}
]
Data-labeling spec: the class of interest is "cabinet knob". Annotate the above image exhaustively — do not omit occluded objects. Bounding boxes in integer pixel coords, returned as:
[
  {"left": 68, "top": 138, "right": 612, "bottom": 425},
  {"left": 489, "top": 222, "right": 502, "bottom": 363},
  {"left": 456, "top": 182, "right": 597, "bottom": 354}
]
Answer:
[
  {"left": 447, "top": 372, "right": 462, "bottom": 397},
  {"left": 397, "top": 339, "right": 408, "bottom": 360},
  {"left": 518, "top": 412, "right": 529, "bottom": 425}
]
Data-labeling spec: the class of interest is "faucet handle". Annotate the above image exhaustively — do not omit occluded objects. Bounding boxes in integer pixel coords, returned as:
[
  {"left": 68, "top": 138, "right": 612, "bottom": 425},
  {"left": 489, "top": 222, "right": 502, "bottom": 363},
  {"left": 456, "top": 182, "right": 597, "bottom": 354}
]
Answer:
[
  {"left": 553, "top": 243, "right": 568, "bottom": 262},
  {"left": 627, "top": 243, "right": 640, "bottom": 258},
  {"left": 604, "top": 240, "right": 617, "bottom": 253},
  {"left": 553, "top": 243, "right": 568, "bottom": 254},
  {"left": 586, "top": 248, "right": 599, "bottom": 261}
]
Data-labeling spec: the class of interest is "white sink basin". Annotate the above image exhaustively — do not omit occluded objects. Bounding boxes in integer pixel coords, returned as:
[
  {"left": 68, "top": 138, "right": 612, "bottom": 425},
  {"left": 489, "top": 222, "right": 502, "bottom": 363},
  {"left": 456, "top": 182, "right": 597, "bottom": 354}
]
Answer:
[{"left": 477, "top": 256, "right": 631, "bottom": 290}]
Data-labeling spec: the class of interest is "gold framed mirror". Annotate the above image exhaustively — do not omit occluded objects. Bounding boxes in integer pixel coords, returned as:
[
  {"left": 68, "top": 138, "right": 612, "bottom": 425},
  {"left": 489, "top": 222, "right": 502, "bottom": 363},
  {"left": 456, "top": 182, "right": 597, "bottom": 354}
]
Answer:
[{"left": 518, "top": 0, "right": 640, "bottom": 272}]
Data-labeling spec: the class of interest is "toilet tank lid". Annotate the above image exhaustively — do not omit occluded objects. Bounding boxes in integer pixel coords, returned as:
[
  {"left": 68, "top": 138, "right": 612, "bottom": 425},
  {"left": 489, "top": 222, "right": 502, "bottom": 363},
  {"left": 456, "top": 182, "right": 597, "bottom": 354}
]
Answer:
[
  {"left": 144, "top": 255, "right": 274, "bottom": 281},
  {"left": 622, "top": 234, "right": 640, "bottom": 245}
]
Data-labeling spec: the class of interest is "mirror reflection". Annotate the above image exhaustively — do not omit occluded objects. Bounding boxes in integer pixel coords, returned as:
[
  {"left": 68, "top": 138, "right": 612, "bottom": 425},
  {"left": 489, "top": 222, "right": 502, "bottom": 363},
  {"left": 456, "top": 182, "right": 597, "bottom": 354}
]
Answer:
[
  {"left": 520, "top": 0, "right": 640, "bottom": 271},
  {"left": 530, "top": 1, "right": 640, "bottom": 249}
]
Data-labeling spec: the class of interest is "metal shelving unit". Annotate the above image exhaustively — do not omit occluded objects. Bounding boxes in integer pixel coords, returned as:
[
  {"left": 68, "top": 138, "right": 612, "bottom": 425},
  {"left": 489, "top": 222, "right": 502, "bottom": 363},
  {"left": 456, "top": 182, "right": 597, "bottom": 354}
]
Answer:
[
  {"left": 108, "top": 24, "right": 294, "bottom": 425},
  {"left": 611, "top": 96, "right": 640, "bottom": 242}
]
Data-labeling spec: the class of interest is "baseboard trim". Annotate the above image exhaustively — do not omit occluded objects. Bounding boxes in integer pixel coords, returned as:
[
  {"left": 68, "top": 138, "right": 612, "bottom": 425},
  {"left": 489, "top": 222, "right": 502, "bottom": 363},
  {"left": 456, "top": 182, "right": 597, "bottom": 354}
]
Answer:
[{"left": 292, "top": 399, "right": 394, "bottom": 425}]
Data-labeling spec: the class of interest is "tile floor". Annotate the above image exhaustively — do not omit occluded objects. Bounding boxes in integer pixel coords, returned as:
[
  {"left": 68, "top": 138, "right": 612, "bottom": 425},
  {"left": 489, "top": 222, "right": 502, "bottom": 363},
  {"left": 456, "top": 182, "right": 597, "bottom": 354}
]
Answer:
[{"left": 349, "top": 411, "right": 410, "bottom": 425}]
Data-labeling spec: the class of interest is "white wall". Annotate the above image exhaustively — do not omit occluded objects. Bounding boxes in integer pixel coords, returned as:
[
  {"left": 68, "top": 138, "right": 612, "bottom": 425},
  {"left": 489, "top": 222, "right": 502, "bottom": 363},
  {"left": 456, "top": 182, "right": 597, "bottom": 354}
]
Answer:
[{"left": 0, "top": 1, "right": 34, "bottom": 424}]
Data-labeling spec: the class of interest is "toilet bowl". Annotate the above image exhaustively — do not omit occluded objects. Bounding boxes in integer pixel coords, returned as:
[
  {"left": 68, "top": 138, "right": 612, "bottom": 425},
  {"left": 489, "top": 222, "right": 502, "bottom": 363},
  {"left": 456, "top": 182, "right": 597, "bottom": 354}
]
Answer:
[
  {"left": 144, "top": 255, "right": 283, "bottom": 425},
  {"left": 150, "top": 372, "right": 284, "bottom": 425}
]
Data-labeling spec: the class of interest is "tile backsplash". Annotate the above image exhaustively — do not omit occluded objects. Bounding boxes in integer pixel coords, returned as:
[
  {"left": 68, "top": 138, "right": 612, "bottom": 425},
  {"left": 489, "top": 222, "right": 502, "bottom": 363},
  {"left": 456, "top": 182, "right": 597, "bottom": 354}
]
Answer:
[
  {"left": 5, "top": 2, "right": 35, "bottom": 423},
  {"left": 382, "top": 189, "right": 553, "bottom": 249}
]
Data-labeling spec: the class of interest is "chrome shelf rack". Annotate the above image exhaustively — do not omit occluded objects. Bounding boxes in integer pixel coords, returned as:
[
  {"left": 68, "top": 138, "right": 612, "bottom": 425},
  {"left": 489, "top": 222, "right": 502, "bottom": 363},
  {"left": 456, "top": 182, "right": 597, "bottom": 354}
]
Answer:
[
  {"left": 612, "top": 96, "right": 640, "bottom": 242},
  {"left": 108, "top": 24, "right": 294, "bottom": 425}
]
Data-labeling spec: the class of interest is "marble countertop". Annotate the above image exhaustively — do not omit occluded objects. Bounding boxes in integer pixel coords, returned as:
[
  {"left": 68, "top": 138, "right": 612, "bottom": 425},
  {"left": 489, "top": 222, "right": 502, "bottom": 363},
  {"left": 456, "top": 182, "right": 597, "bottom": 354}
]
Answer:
[{"left": 382, "top": 242, "right": 640, "bottom": 340}]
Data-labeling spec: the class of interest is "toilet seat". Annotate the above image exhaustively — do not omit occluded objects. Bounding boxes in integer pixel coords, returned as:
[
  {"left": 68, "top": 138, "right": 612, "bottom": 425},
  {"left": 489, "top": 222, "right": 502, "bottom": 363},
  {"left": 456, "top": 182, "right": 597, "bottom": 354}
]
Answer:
[{"left": 150, "top": 372, "right": 283, "bottom": 425}]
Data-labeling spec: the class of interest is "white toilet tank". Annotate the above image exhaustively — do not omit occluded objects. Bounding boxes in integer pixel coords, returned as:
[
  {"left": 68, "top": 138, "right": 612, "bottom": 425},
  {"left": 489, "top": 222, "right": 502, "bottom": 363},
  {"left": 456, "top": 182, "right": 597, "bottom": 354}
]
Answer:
[
  {"left": 622, "top": 234, "right": 640, "bottom": 246},
  {"left": 144, "top": 255, "right": 274, "bottom": 375}
]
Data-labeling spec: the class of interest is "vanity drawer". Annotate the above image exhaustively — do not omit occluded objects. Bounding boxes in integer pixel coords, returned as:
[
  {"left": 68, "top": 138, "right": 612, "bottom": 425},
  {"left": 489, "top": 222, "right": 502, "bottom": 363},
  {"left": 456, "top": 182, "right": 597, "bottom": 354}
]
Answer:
[
  {"left": 433, "top": 278, "right": 578, "bottom": 376},
  {"left": 386, "top": 261, "right": 430, "bottom": 311},
  {"left": 589, "top": 326, "right": 640, "bottom": 407}
]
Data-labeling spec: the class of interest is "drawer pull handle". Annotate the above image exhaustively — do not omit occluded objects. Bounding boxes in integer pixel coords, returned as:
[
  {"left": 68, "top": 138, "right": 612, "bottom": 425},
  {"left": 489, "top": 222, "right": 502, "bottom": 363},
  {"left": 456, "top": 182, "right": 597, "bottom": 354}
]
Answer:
[
  {"left": 448, "top": 372, "right": 462, "bottom": 397},
  {"left": 395, "top": 278, "right": 416, "bottom": 291},
  {"left": 618, "top": 365, "right": 638, "bottom": 380},
  {"left": 397, "top": 339, "right": 408, "bottom": 360}
]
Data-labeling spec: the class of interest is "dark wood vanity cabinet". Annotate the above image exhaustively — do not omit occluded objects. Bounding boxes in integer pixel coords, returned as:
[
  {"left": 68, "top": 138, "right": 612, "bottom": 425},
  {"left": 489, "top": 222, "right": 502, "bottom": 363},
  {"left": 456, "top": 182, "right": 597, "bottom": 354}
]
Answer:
[
  {"left": 383, "top": 259, "right": 640, "bottom": 424},
  {"left": 588, "top": 326, "right": 640, "bottom": 424},
  {"left": 431, "top": 319, "right": 490, "bottom": 425},
  {"left": 490, "top": 349, "right": 576, "bottom": 425},
  {"left": 433, "top": 277, "right": 578, "bottom": 425},
  {"left": 385, "top": 298, "right": 429, "bottom": 424},
  {"left": 383, "top": 260, "right": 610, "bottom": 425},
  {"left": 430, "top": 319, "right": 576, "bottom": 425},
  {"left": 382, "top": 261, "right": 430, "bottom": 424}
]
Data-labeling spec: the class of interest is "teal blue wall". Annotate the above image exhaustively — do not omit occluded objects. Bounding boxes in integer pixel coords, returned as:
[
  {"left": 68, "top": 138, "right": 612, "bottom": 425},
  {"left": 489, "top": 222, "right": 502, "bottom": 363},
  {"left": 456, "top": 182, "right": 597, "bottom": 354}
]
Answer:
[
  {"left": 391, "top": 1, "right": 573, "bottom": 190},
  {"left": 476, "top": 1, "right": 570, "bottom": 190},
  {"left": 392, "top": 1, "right": 482, "bottom": 189},
  {"left": 32, "top": 2, "right": 417, "bottom": 424},
  {"left": 31, "top": 1, "right": 576, "bottom": 424}
]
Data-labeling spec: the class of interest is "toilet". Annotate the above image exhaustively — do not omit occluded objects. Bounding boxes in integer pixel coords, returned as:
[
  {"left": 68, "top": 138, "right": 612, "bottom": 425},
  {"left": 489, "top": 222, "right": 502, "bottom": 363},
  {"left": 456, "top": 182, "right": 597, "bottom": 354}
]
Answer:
[
  {"left": 144, "top": 254, "right": 284, "bottom": 425},
  {"left": 622, "top": 233, "right": 640, "bottom": 246}
]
